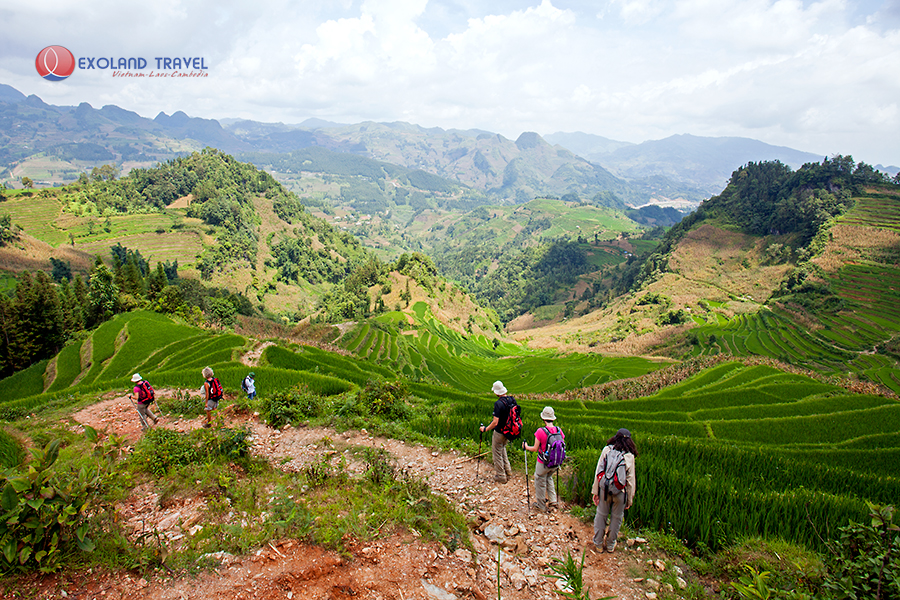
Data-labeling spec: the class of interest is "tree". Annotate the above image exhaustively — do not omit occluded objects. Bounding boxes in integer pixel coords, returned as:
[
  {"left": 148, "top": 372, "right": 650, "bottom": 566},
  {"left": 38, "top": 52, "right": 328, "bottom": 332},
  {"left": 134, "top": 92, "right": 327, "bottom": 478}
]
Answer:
[
  {"left": 206, "top": 297, "right": 237, "bottom": 328},
  {"left": 147, "top": 263, "right": 168, "bottom": 301},
  {"left": 50, "top": 257, "right": 72, "bottom": 282},
  {"left": 0, "top": 293, "right": 14, "bottom": 378},
  {"left": 9, "top": 271, "right": 64, "bottom": 372},
  {"left": 57, "top": 279, "right": 83, "bottom": 334},
  {"left": 86, "top": 264, "right": 119, "bottom": 327},
  {"left": 90, "top": 164, "right": 119, "bottom": 182},
  {"left": 21, "top": 176, "right": 33, "bottom": 189},
  {"left": 0, "top": 215, "right": 19, "bottom": 246},
  {"left": 154, "top": 285, "right": 184, "bottom": 314}
]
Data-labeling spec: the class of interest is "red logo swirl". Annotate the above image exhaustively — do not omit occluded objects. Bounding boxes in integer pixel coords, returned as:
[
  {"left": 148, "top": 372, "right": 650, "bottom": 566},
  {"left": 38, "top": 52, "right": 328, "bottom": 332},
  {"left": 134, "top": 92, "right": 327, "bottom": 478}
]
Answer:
[{"left": 35, "top": 46, "right": 75, "bottom": 81}]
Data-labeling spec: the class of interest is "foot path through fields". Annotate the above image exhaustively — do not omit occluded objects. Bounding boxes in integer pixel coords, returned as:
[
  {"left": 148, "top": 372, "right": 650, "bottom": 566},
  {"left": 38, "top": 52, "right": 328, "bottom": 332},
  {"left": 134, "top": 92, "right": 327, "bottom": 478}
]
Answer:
[{"left": 6, "top": 392, "right": 673, "bottom": 600}]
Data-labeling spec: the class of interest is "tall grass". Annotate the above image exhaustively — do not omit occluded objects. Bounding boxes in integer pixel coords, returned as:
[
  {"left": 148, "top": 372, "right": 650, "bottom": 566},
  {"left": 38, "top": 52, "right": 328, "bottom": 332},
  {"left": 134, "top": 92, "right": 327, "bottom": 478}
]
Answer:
[
  {"left": 0, "top": 429, "right": 23, "bottom": 468},
  {"left": 0, "top": 360, "right": 48, "bottom": 404}
]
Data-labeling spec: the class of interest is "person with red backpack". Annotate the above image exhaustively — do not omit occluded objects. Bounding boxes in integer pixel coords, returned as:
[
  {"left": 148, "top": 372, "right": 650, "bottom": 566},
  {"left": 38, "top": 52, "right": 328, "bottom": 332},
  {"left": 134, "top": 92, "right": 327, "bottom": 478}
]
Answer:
[
  {"left": 201, "top": 366, "right": 223, "bottom": 428},
  {"left": 592, "top": 428, "right": 638, "bottom": 553},
  {"left": 523, "top": 406, "right": 565, "bottom": 513},
  {"left": 478, "top": 381, "right": 521, "bottom": 484},
  {"left": 129, "top": 373, "right": 158, "bottom": 431}
]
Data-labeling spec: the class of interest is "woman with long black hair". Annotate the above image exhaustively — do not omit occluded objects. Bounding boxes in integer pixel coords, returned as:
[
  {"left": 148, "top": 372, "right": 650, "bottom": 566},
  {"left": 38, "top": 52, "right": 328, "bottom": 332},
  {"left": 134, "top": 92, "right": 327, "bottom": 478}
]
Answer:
[{"left": 591, "top": 428, "right": 638, "bottom": 552}]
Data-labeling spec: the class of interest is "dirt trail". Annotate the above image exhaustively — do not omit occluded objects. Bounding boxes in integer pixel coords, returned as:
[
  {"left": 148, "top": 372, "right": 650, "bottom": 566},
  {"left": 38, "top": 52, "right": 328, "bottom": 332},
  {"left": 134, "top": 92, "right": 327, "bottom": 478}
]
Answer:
[{"left": 7, "top": 393, "right": 674, "bottom": 600}]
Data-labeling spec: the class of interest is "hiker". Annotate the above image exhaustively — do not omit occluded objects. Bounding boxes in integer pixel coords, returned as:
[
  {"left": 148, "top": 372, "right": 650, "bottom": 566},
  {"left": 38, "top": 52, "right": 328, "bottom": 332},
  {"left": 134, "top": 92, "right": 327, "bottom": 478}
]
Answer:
[
  {"left": 201, "top": 366, "right": 223, "bottom": 428},
  {"left": 592, "top": 428, "right": 638, "bottom": 553},
  {"left": 242, "top": 372, "right": 256, "bottom": 400},
  {"left": 478, "top": 381, "right": 518, "bottom": 484},
  {"left": 129, "top": 373, "right": 158, "bottom": 430},
  {"left": 523, "top": 406, "right": 565, "bottom": 512}
]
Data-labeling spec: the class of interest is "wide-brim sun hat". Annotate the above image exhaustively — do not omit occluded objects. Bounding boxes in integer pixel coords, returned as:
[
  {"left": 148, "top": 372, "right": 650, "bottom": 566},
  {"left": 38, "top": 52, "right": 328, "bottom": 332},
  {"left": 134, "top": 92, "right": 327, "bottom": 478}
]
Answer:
[
  {"left": 131, "top": 373, "right": 142, "bottom": 383},
  {"left": 540, "top": 406, "right": 556, "bottom": 421},
  {"left": 491, "top": 381, "right": 507, "bottom": 395}
]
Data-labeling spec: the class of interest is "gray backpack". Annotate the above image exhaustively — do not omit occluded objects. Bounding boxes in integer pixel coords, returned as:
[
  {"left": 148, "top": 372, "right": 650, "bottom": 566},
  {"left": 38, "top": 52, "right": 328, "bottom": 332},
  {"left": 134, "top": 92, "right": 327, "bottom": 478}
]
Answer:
[{"left": 598, "top": 447, "right": 628, "bottom": 500}]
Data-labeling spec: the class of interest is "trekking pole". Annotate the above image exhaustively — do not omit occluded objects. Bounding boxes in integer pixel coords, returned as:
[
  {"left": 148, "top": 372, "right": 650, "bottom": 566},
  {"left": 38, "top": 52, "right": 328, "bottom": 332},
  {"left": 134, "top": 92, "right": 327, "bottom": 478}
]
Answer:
[
  {"left": 524, "top": 444, "right": 531, "bottom": 512},
  {"left": 476, "top": 423, "right": 484, "bottom": 482},
  {"left": 128, "top": 394, "right": 149, "bottom": 430}
]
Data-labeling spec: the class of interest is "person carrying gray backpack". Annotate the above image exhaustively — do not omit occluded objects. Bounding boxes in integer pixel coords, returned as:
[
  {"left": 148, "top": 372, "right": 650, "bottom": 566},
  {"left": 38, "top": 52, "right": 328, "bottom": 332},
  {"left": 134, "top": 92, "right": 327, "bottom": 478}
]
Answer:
[{"left": 592, "top": 428, "right": 638, "bottom": 553}]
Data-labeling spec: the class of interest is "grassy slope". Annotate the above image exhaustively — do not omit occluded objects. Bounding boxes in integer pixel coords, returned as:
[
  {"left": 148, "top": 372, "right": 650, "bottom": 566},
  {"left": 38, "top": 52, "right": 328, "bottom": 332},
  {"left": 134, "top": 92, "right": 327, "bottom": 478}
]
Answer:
[
  {"left": 0, "top": 309, "right": 897, "bottom": 557},
  {"left": 512, "top": 189, "right": 900, "bottom": 394}
]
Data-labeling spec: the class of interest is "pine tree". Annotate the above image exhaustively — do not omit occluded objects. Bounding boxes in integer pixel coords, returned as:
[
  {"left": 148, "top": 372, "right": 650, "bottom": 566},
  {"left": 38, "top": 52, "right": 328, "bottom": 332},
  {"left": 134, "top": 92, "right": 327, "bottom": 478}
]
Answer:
[
  {"left": 87, "top": 264, "right": 119, "bottom": 327},
  {"left": 0, "top": 293, "right": 14, "bottom": 378},
  {"left": 147, "top": 262, "right": 168, "bottom": 301}
]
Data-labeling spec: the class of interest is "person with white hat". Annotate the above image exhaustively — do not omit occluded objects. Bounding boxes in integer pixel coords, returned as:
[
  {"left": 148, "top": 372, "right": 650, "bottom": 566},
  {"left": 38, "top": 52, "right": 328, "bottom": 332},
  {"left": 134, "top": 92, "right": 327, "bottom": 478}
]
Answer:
[
  {"left": 129, "top": 373, "right": 158, "bottom": 430},
  {"left": 478, "top": 381, "right": 518, "bottom": 484},
  {"left": 523, "top": 406, "right": 565, "bottom": 512}
]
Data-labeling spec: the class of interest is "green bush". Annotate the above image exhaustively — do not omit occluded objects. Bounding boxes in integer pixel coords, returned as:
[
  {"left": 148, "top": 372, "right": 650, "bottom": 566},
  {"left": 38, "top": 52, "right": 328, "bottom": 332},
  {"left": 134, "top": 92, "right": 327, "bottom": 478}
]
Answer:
[
  {"left": 0, "top": 430, "right": 23, "bottom": 469},
  {"left": 262, "top": 385, "right": 327, "bottom": 428},
  {"left": 0, "top": 440, "right": 100, "bottom": 572},
  {"left": 824, "top": 503, "right": 900, "bottom": 600},
  {"left": 130, "top": 427, "right": 250, "bottom": 477},
  {"left": 158, "top": 389, "right": 205, "bottom": 417},
  {"left": 358, "top": 379, "right": 409, "bottom": 420}
]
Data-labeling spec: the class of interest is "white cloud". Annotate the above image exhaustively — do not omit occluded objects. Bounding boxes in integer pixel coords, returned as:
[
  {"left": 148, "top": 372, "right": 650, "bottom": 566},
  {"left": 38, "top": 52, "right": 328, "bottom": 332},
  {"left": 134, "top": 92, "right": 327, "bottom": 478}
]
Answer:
[{"left": 0, "top": 0, "right": 898, "bottom": 165}]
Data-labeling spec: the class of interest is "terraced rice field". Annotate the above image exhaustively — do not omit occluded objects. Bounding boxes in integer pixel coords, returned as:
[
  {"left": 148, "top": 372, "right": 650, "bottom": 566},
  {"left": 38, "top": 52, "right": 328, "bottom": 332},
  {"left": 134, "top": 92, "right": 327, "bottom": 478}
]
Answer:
[
  {"left": 1, "top": 309, "right": 897, "bottom": 554},
  {"left": 0, "top": 195, "right": 67, "bottom": 245},
  {"left": 685, "top": 191, "right": 900, "bottom": 393},
  {"left": 342, "top": 303, "right": 664, "bottom": 393}
]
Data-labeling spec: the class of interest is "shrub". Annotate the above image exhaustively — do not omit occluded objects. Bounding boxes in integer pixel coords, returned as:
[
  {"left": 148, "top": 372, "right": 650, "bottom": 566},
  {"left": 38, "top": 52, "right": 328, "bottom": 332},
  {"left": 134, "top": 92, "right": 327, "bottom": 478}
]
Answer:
[
  {"left": 358, "top": 379, "right": 409, "bottom": 420},
  {"left": 0, "top": 440, "right": 100, "bottom": 572},
  {"left": 823, "top": 503, "right": 900, "bottom": 600},
  {"left": 261, "top": 385, "right": 326, "bottom": 428},
  {"left": 0, "top": 430, "right": 23, "bottom": 469},
  {"left": 159, "top": 389, "right": 205, "bottom": 417},
  {"left": 130, "top": 427, "right": 250, "bottom": 477}
]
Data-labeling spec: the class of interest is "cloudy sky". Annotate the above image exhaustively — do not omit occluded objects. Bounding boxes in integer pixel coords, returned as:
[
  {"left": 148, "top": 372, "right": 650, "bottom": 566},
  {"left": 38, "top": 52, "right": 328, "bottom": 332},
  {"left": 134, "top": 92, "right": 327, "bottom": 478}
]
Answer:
[{"left": 2, "top": 0, "right": 899, "bottom": 166}]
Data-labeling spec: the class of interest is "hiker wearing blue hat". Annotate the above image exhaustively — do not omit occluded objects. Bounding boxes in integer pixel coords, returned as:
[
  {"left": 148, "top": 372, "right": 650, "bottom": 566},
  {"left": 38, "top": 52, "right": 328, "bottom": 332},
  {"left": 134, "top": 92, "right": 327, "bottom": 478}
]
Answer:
[
  {"left": 241, "top": 372, "right": 256, "bottom": 400},
  {"left": 591, "top": 428, "right": 638, "bottom": 553}
]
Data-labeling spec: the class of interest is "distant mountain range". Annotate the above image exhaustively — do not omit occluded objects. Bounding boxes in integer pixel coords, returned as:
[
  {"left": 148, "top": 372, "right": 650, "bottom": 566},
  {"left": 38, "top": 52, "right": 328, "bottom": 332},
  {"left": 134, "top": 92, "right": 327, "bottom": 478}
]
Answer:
[
  {"left": 544, "top": 132, "right": 830, "bottom": 197},
  {"left": 2, "top": 83, "right": 896, "bottom": 208}
]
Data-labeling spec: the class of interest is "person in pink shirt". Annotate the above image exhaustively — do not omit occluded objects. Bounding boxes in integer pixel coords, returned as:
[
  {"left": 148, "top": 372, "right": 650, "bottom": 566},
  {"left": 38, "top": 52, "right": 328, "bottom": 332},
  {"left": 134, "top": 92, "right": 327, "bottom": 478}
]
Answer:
[
  {"left": 523, "top": 406, "right": 565, "bottom": 512},
  {"left": 129, "top": 373, "right": 158, "bottom": 430}
]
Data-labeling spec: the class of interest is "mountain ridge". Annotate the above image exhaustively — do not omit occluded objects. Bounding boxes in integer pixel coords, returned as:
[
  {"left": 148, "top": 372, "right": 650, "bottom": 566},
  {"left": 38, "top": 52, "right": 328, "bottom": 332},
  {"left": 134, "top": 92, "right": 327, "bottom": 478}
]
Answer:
[{"left": 7, "top": 84, "right": 888, "bottom": 209}]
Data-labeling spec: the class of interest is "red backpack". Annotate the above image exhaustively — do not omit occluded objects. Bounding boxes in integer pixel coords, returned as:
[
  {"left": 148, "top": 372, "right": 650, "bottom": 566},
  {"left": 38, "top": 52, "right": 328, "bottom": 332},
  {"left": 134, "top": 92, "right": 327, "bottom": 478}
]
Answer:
[
  {"left": 207, "top": 377, "right": 223, "bottom": 401},
  {"left": 137, "top": 380, "right": 155, "bottom": 404},
  {"left": 497, "top": 396, "right": 522, "bottom": 440}
]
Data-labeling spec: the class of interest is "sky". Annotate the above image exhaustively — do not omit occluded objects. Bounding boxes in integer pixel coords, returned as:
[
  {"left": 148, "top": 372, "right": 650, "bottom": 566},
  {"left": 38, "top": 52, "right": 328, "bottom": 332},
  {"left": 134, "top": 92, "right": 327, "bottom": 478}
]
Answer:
[{"left": 2, "top": 0, "right": 899, "bottom": 167}]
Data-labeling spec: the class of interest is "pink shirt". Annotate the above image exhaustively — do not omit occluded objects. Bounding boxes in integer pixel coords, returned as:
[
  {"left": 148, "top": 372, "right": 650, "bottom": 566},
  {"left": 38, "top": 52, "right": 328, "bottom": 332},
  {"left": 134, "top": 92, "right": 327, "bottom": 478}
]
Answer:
[{"left": 534, "top": 425, "right": 563, "bottom": 464}]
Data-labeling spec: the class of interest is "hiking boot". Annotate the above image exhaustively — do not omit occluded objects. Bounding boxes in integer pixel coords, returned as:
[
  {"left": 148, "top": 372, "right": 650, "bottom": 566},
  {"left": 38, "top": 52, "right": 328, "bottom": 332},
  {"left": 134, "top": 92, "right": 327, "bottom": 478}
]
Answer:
[
  {"left": 531, "top": 502, "right": 548, "bottom": 513},
  {"left": 605, "top": 542, "right": 617, "bottom": 553},
  {"left": 494, "top": 477, "right": 508, "bottom": 484}
]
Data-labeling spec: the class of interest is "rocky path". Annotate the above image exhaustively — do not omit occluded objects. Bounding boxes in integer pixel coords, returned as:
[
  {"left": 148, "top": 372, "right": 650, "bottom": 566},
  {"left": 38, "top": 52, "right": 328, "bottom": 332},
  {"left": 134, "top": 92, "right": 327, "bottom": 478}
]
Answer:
[{"left": 5, "top": 393, "right": 685, "bottom": 600}]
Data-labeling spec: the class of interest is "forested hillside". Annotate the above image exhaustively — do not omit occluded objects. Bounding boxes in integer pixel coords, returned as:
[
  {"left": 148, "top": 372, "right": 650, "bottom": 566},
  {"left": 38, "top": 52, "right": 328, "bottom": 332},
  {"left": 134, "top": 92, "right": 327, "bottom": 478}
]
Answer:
[{"left": 516, "top": 156, "right": 900, "bottom": 394}]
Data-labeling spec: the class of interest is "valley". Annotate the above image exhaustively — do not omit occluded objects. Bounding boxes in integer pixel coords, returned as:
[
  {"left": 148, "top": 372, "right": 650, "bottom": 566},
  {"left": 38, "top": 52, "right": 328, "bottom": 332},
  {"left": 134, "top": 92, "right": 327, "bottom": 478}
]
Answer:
[{"left": 1, "top": 109, "right": 899, "bottom": 598}]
